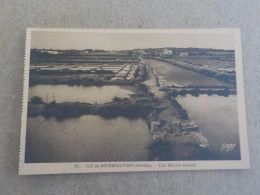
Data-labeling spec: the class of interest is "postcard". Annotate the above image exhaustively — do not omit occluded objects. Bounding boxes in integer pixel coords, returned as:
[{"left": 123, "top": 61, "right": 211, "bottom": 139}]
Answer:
[{"left": 19, "top": 28, "right": 250, "bottom": 175}]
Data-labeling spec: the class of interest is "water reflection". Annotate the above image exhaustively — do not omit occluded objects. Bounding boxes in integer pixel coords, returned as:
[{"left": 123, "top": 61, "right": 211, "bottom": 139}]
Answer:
[{"left": 28, "top": 85, "right": 133, "bottom": 104}]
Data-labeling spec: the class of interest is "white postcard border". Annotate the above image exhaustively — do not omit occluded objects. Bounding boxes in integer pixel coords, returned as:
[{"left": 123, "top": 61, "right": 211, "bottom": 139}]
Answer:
[{"left": 19, "top": 28, "right": 250, "bottom": 175}]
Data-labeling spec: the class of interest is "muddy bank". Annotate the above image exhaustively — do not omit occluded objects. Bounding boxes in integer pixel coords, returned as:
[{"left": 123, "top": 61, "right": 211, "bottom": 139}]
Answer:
[
  {"left": 29, "top": 74, "right": 135, "bottom": 87},
  {"left": 165, "top": 88, "right": 237, "bottom": 98}
]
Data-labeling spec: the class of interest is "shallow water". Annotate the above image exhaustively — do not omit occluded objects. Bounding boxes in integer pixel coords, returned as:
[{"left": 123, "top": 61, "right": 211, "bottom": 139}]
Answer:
[
  {"left": 148, "top": 60, "right": 229, "bottom": 87},
  {"left": 177, "top": 94, "right": 240, "bottom": 159},
  {"left": 25, "top": 115, "right": 152, "bottom": 163}
]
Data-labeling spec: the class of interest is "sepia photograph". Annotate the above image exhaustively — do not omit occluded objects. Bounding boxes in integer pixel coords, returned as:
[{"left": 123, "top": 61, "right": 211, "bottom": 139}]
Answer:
[{"left": 19, "top": 28, "right": 249, "bottom": 175}]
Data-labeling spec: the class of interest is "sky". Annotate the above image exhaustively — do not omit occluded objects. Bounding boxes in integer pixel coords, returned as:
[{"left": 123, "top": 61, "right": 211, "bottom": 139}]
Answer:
[{"left": 31, "top": 30, "right": 235, "bottom": 51}]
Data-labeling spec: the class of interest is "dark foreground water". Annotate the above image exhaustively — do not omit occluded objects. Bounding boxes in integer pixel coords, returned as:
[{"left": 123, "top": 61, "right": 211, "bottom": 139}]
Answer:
[
  {"left": 25, "top": 115, "right": 152, "bottom": 163},
  {"left": 177, "top": 94, "right": 241, "bottom": 159},
  {"left": 28, "top": 85, "right": 133, "bottom": 104}
]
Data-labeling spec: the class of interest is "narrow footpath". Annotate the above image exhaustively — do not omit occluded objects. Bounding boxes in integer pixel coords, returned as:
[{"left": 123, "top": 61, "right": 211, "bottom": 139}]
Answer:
[{"left": 141, "top": 59, "right": 179, "bottom": 122}]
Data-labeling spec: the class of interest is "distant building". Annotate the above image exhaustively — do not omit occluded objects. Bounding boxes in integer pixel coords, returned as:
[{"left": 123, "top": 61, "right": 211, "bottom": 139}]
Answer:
[
  {"left": 81, "top": 50, "right": 89, "bottom": 55},
  {"left": 180, "top": 52, "right": 189, "bottom": 57},
  {"left": 33, "top": 49, "right": 60, "bottom": 55},
  {"left": 46, "top": 50, "right": 59, "bottom": 55},
  {"left": 162, "top": 49, "right": 172, "bottom": 56}
]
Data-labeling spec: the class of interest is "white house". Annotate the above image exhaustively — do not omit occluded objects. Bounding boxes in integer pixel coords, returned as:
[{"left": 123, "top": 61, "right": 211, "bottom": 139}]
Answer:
[
  {"left": 180, "top": 52, "right": 189, "bottom": 57},
  {"left": 82, "top": 50, "right": 89, "bottom": 54},
  {"left": 162, "top": 49, "right": 172, "bottom": 55},
  {"left": 47, "top": 50, "right": 59, "bottom": 54}
]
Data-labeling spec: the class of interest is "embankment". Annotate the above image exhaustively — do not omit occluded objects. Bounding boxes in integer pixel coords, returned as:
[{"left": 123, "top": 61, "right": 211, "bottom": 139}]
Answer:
[
  {"left": 166, "top": 88, "right": 237, "bottom": 98},
  {"left": 28, "top": 98, "right": 163, "bottom": 120}
]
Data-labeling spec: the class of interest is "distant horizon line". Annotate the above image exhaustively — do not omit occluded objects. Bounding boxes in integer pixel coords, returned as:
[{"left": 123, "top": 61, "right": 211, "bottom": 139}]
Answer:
[{"left": 31, "top": 47, "right": 235, "bottom": 51}]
